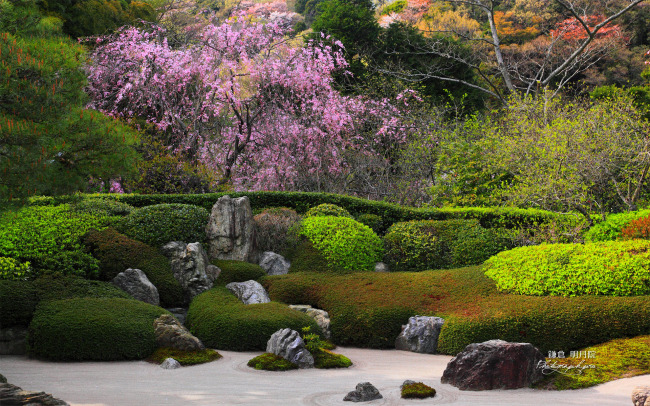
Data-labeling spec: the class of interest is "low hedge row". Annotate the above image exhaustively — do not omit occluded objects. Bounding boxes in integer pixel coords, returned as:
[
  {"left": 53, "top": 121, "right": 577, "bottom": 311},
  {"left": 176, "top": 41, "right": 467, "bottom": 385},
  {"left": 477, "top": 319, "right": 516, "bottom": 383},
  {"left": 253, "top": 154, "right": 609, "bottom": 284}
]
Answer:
[
  {"left": 484, "top": 240, "right": 650, "bottom": 297},
  {"left": 186, "top": 287, "right": 319, "bottom": 351},
  {"left": 262, "top": 267, "right": 650, "bottom": 354},
  {"left": 29, "top": 192, "right": 584, "bottom": 234},
  {"left": 212, "top": 260, "right": 266, "bottom": 285},
  {"left": 28, "top": 297, "right": 169, "bottom": 361}
]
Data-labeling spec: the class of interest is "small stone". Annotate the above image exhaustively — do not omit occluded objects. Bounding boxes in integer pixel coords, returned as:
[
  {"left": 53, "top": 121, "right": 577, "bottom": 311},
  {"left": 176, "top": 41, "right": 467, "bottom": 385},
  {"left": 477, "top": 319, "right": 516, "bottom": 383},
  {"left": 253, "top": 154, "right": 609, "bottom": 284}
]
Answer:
[
  {"left": 343, "top": 382, "right": 382, "bottom": 402},
  {"left": 259, "top": 251, "right": 290, "bottom": 276},
  {"left": 226, "top": 280, "right": 270, "bottom": 304},
  {"left": 266, "top": 328, "right": 314, "bottom": 369},
  {"left": 632, "top": 386, "right": 650, "bottom": 406},
  {"left": 111, "top": 268, "right": 160, "bottom": 306},
  {"left": 160, "top": 358, "right": 181, "bottom": 369},
  {"left": 374, "top": 262, "right": 388, "bottom": 272}
]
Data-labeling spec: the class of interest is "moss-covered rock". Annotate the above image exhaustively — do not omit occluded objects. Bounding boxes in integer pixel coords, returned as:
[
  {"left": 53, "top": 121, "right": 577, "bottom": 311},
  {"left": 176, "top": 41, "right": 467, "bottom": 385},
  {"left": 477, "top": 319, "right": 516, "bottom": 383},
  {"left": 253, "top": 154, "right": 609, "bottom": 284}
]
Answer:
[
  {"left": 401, "top": 382, "right": 436, "bottom": 399},
  {"left": 247, "top": 353, "right": 299, "bottom": 371},
  {"left": 146, "top": 347, "right": 222, "bottom": 366}
]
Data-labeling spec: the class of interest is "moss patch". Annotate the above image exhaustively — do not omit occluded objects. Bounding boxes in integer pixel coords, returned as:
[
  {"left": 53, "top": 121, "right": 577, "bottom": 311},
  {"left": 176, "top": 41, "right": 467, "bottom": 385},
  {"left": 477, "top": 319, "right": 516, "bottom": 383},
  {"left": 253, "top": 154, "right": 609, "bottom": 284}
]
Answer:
[
  {"left": 313, "top": 349, "right": 352, "bottom": 369},
  {"left": 146, "top": 347, "right": 222, "bottom": 366},
  {"left": 247, "top": 353, "right": 299, "bottom": 371},
  {"left": 212, "top": 260, "right": 266, "bottom": 285},
  {"left": 401, "top": 382, "right": 436, "bottom": 399}
]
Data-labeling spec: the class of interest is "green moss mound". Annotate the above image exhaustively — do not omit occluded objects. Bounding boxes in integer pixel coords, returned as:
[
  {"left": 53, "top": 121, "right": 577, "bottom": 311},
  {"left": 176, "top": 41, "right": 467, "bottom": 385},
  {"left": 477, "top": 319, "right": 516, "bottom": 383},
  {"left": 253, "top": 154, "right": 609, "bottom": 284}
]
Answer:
[
  {"left": 247, "top": 353, "right": 299, "bottom": 371},
  {"left": 82, "top": 228, "right": 185, "bottom": 307},
  {"left": 213, "top": 260, "right": 266, "bottom": 285},
  {"left": 115, "top": 203, "right": 209, "bottom": 247},
  {"left": 583, "top": 209, "right": 650, "bottom": 242},
  {"left": 28, "top": 297, "right": 169, "bottom": 361},
  {"left": 186, "top": 287, "right": 319, "bottom": 351},
  {"left": 305, "top": 203, "right": 353, "bottom": 219},
  {"left": 484, "top": 240, "right": 650, "bottom": 297},
  {"left": 70, "top": 198, "right": 135, "bottom": 217},
  {"left": 146, "top": 347, "right": 222, "bottom": 366},
  {"left": 297, "top": 216, "right": 383, "bottom": 272},
  {"left": 0, "top": 275, "right": 130, "bottom": 328},
  {"left": 384, "top": 219, "right": 512, "bottom": 272},
  {"left": 401, "top": 382, "right": 436, "bottom": 399},
  {"left": 314, "top": 349, "right": 352, "bottom": 368}
]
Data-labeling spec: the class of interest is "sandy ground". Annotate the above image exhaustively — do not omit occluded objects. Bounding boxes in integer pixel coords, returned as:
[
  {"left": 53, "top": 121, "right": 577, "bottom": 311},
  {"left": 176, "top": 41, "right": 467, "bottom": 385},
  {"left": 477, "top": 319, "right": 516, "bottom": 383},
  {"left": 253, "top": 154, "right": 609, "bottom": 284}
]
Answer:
[{"left": 1, "top": 348, "right": 647, "bottom": 406}]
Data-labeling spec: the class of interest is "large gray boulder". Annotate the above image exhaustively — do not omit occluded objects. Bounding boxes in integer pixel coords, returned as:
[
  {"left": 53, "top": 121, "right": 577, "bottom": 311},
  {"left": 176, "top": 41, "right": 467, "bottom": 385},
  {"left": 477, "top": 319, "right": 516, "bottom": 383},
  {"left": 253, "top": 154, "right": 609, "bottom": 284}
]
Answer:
[
  {"left": 226, "top": 280, "right": 270, "bottom": 304},
  {"left": 441, "top": 339, "right": 545, "bottom": 390},
  {"left": 259, "top": 251, "right": 290, "bottom": 276},
  {"left": 153, "top": 314, "right": 205, "bottom": 352},
  {"left": 111, "top": 268, "right": 160, "bottom": 306},
  {"left": 633, "top": 386, "right": 650, "bottom": 406},
  {"left": 205, "top": 195, "right": 255, "bottom": 262},
  {"left": 289, "top": 305, "right": 331, "bottom": 339},
  {"left": 162, "top": 241, "right": 220, "bottom": 301},
  {"left": 0, "top": 383, "right": 69, "bottom": 405},
  {"left": 343, "top": 382, "right": 383, "bottom": 402},
  {"left": 266, "top": 328, "right": 314, "bottom": 369},
  {"left": 0, "top": 326, "right": 27, "bottom": 355},
  {"left": 395, "top": 315, "right": 444, "bottom": 354}
]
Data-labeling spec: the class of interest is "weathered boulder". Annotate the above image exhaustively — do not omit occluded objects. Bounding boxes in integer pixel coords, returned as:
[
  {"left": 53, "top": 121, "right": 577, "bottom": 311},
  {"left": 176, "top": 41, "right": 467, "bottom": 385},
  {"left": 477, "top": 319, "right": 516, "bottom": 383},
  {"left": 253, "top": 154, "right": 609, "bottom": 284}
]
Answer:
[
  {"left": 289, "top": 305, "right": 331, "bottom": 339},
  {"left": 153, "top": 314, "right": 205, "bottom": 352},
  {"left": 226, "top": 280, "right": 270, "bottom": 304},
  {"left": 205, "top": 195, "right": 255, "bottom": 262},
  {"left": 259, "top": 251, "right": 290, "bottom": 276},
  {"left": 343, "top": 382, "right": 383, "bottom": 402},
  {"left": 111, "top": 268, "right": 160, "bottom": 306},
  {"left": 441, "top": 339, "right": 544, "bottom": 390},
  {"left": 266, "top": 328, "right": 314, "bottom": 369},
  {"left": 0, "top": 383, "right": 69, "bottom": 405},
  {"left": 0, "top": 374, "right": 6, "bottom": 384},
  {"left": 633, "top": 386, "right": 650, "bottom": 406},
  {"left": 160, "top": 358, "right": 181, "bottom": 370},
  {"left": 374, "top": 262, "right": 389, "bottom": 272},
  {"left": 161, "top": 241, "right": 219, "bottom": 301},
  {"left": 0, "top": 326, "right": 28, "bottom": 355},
  {"left": 395, "top": 315, "right": 444, "bottom": 354}
]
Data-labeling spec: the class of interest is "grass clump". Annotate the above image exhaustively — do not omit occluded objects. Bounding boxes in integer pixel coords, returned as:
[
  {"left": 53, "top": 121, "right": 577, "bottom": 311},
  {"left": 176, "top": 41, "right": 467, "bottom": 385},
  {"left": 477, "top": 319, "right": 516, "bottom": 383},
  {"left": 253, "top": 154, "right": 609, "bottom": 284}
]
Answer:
[
  {"left": 401, "top": 382, "right": 436, "bottom": 399},
  {"left": 484, "top": 240, "right": 650, "bottom": 297},
  {"left": 146, "top": 347, "right": 222, "bottom": 366},
  {"left": 212, "top": 260, "right": 266, "bottom": 285},
  {"left": 247, "top": 353, "right": 299, "bottom": 371}
]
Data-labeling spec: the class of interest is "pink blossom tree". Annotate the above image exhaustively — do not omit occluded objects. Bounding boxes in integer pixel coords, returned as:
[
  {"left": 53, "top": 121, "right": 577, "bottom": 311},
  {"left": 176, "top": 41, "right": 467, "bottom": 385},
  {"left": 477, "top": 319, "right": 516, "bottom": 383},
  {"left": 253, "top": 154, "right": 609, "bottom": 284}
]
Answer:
[{"left": 86, "top": 17, "right": 410, "bottom": 191}]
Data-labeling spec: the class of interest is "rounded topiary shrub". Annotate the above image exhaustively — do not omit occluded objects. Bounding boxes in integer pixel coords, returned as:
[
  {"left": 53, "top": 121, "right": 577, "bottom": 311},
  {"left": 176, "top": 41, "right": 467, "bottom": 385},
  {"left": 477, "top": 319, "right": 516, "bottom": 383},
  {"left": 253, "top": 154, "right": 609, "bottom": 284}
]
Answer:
[
  {"left": 212, "top": 260, "right": 266, "bottom": 285},
  {"left": 484, "top": 240, "right": 650, "bottom": 297},
  {"left": 28, "top": 297, "right": 169, "bottom": 361},
  {"left": 384, "top": 219, "right": 511, "bottom": 272},
  {"left": 253, "top": 207, "right": 301, "bottom": 255},
  {"left": 0, "top": 280, "right": 39, "bottom": 327},
  {"left": 297, "top": 216, "right": 383, "bottom": 272},
  {"left": 583, "top": 209, "right": 650, "bottom": 242},
  {"left": 305, "top": 204, "right": 353, "bottom": 219},
  {"left": 82, "top": 228, "right": 185, "bottom": 307},
  {"left": 114, "top": 203, "right": 209, "bottom": 247},
  {"left": 186, "top": 287, "right": 319, "bottom": 351}
]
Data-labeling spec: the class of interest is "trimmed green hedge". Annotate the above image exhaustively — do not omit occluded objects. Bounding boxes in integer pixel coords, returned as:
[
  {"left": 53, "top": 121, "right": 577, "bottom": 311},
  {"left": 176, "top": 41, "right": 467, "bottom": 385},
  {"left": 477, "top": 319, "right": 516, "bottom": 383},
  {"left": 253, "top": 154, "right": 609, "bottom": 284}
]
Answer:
[
  {"left": 212, "top": 260, "right": 266, "bottom": 285},
  {"left": 305, "top": 203, "right": 353, "bottom": 218},
  {"left": 297, "top": 216, "right": 383, "bottom": 272},
  {"left": 82, "top": 228, "right": 185, "bottom": 307},
  {"left": 584, "top": 209, "right": 650, "bottom": 242},
  {"left": 186, "top": 287, "right": 319, "bottom": 351},
  {"left": 384, "top": 219, "right": 512, "bottom": 272},
  {"left": 484, "top": 241, "right": 650, "bottom": 297},
  {"left": 27, "top": 297, "right": 169, "bottom": 361},
  {"left": 70, "top": 199, "right": 135, "bottom": 217},
  {"left": 114, "top": 203, "right": 209, "bottom": 247}
]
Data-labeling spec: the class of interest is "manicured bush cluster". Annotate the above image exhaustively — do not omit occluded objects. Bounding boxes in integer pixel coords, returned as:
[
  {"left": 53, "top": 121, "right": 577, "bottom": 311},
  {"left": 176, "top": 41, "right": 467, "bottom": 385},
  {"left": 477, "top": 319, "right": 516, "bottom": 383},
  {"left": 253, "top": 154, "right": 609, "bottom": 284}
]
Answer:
[
  {"left": 70, "top": 198, "right": 135, "bottom": 217},
  {"left": 0, "top": 257, "right": 31, "bottom": 280},
  {"left": 305, "top": 203, "right": 353, "bottom": 218},
  {"left": 186, "top": 287, "right": 319, "bottom": 351},
  {"left": 484, "top": 240, "right": 650, "bottom": 297},
  {"left": 401, "top": 382, "right": 436, "bottom": 399},
  {"left": 621, "top": 214, "right": 650, "bottom": 240},
  {"left": 0, "top": 205, "right": 112, "bottom": 278},
  {"left": 146, "top": 348, "right": 222, "bottom": 366},
  {"left": 296, "top": 216, "right": 383, "bottom": 272},
  {"left": 253, "top": 207, "right": 302, "bottom": 255},
  {"left": 384, "top": 219, "right": 512, "bottom": 272},
  {"left": 114, "top": 203, "right": 209, "bottom": 248},
  {"left": 212, "top": 260, "right": 266, "bottom": 285},
  {"left": 82, "top": 228, "right": 185, "bottom": 307},
  {"left": 356, "top": 213, "right": 383, "bottom": 235},
  {"left": 27, "top": 297, "right": 169, "bottom": 361},
  {"left": 583, "top": 209, "right": 650, "bottom": 242}
]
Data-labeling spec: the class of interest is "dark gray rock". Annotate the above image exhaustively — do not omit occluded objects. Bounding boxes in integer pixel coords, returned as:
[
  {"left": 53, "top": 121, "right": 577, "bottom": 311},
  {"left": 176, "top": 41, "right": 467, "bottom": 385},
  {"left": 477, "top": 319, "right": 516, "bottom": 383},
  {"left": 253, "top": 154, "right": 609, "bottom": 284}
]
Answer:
[
  {"left": 160, "top": 358, "right": 181, "bottom": 370},
  {"left": 633, "top": 386, "right": 650, "bottom": 406},
  {"left": 153, "top": 314, "right": 205, "bottom": 352},
  {"left": 441, "top": 339, "right": 545, "bottom": 390},
  {"left": 165, "top": 308, "right": 188, "bottom": 325},
  {"left": 226, "top": 280, "right": 270, "bottom": 304},
  {"left": 343, "top": 382, "right": 383, "bottom": 402},
  {"left": 162, "top": 241, "right": 218, "bottom": 301},
  {"left": 395, "top": 315, "right": 444, "bottom": 354},
  {"left": 0, "top": 326, "right": 28, "bottom": 355},
  {"left": 0, "top": 383, "right": 69, "bottom": 405},
  {"left": 0, "top": 374, "right": 6, "bottom": 384},
  {"left": 266, "top": 328, "right": 314, "bottom": 369},
  {"left": 289, "top": 305, "right": 331, "bottom": 339},
  {"left": 111, "top": 268, "right": 160, "bottom": 306},
  {"left": 205, "top": 195, "right": 255, "bottom": 262},
  {"left": 259, "top": 251, "right": 290, "bottom": 276},
  {"left": 374, "top": 262, "right": 388, "bottom": 272}
]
